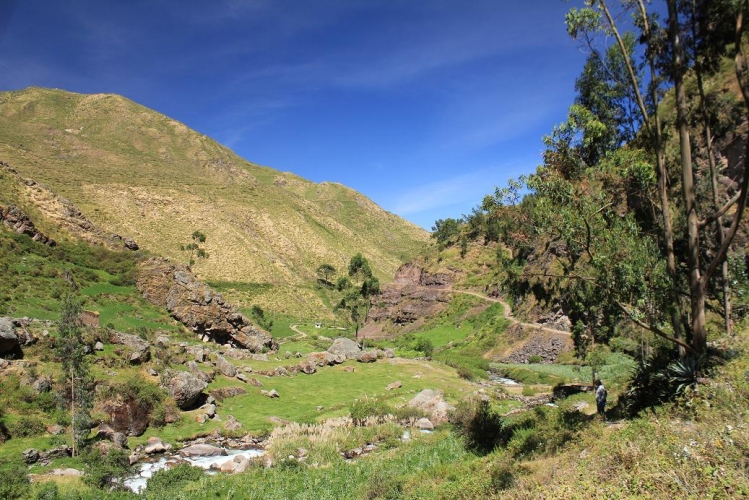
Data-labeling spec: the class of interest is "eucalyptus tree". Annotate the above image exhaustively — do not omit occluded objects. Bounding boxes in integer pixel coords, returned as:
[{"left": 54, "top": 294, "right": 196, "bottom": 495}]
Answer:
[{"left": 54, "top": 293, "right": 94, "bottom": 456}]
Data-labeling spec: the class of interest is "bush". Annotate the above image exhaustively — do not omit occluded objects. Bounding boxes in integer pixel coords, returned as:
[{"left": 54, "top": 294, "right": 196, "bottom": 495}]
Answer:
[
  {"left": 528, "top": 355, "right": 543, "bottom": 364},
  {"left": 9, "top": 415, "right": 46, "bottom": 438},
  {"left": 33, "top": 481, "right": 59, "bottom": 500},
  {"left": 83, "top": 448, "right": 132, "bottom": 490},
  {"left": 414, "top": 337, "right": 434, "bottom": 358},
  {"left": 450, "top": 398, "right": 505, "bottom": 454},
  {"left": 0, "top": 460, "right": 31, "bottom": 499},
  {"left": 350, "top": 397, "right": 391, "bottom": 426},
  {"left": 146, "top": 463, "right": 204, "bottom": 493}
]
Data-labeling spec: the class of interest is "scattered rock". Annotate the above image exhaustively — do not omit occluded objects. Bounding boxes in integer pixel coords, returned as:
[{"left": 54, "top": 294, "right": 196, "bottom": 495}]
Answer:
[
  {"left": 165, "top": 370, "right": 208, "bottom": 409},
  {"left": 0, "top": 317, "right": 18, "bottom": 354},
  {"left": 407, "top": 389, "right": 454, "bottom": 425},
  {"left": 327, "top": 338, "right": 361, "bottom": 360},
  {"left": 50, "top": 468, "right": 83, "bottom": 477},
  {"left": 203, "top": 404, "right": 217, "bottom": 418},
  {"left": 109, "top": 331, "right": 150, "bottom": 364},
  {"left": 261, "top": 389, "right": 280, "bottom": 398},
  {"left": 274, "top": 366, "right": 288, "bottom": 377},
  {"left": 343, "top": 366, "right": 355, "bottom": 373},
  {"left": 357, "top": 351, "right": 378, "bottom": 363},
  {"left": 180, "top": 444, "right": 227, "bottom": 458},
  {"left": 383, "top": 348, "right": 395, "bottom": 358},
  {"left": 144, "top": 436, "right": 170, "bottom": 454},
  {"left": 216, "top": 355, "right": 237, "bottom": 378},
  {"left": 386, "top": 381, "right": 402, "bottom": 391},
  {"left": 414, "top": 418, "right": 434, "bottom": 431},
  {"left": 236, "top": 373, "right": 249, "bottom": 383},
  {"left": 223, "top": 415, "right": 242, "bottom": 432},
  {"left": 299, "top": 360, "right": 317, "bottom": 374},
  {"left": 23, "top": 448, "right": 39, "bottom": 464},
  {"left": 47, "top": 424, "right": 65, "bottom": 435},
  {"left": 94, "top": 341, "right": 105, "bottom": 351}
]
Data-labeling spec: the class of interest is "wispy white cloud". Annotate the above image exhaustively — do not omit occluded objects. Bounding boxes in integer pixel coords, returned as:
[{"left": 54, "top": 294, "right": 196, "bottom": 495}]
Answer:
[{"left": 387, "top": 160, "right": 534, "bottom": 217}]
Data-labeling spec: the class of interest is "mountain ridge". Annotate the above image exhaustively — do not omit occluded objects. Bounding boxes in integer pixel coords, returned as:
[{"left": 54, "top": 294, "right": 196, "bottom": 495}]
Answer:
[{"left": 0, "top": 86, "right": 430, "bottom": 318}]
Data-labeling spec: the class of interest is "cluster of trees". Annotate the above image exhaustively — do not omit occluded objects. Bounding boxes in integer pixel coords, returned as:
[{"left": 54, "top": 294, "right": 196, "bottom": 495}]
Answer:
[
  {"left": 441, "top": 0, "right": 749, "bottom": 359},
  {"left": 317, "top": 253, "right": 380, "bottom": 337}
]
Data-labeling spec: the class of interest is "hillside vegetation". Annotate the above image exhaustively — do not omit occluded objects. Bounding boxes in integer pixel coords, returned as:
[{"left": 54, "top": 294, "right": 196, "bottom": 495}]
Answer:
[{"left": 0, "top": 87, "right": 429, "bottom": 318}]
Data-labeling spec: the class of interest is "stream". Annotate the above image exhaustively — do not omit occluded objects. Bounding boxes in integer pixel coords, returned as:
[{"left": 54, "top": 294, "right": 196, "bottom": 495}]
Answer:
[{"left": 123, "top": 447, "right": 265, "bottom": 494}]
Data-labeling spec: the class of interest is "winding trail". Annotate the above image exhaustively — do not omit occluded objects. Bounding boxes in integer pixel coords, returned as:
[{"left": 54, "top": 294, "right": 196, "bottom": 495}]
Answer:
[
  {"left": 278, "top": 324, "right": 307, "bottom": 345},
  {"left": 450, "top": 289, "right": 571, "bottom": 337}
]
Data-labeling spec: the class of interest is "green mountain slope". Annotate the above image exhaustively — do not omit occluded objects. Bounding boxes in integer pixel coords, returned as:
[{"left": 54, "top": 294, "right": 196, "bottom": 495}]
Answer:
[{"left": 0, "top": 87, "right": 429, "bottom": 317}]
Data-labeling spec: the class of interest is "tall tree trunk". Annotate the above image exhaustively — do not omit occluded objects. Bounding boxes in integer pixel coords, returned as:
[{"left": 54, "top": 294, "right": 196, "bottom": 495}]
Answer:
[{"left": 668, "top": 0, "right": 707, "bottom": 354}]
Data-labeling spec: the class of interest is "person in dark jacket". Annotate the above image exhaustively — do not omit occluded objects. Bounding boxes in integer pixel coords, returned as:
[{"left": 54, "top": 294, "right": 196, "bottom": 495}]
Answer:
[{"left": 594, "top": 379, "right": 607, "bottom": 422}]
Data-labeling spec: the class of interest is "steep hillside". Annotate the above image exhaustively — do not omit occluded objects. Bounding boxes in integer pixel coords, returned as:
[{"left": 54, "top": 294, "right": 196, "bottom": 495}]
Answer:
[{"left": 0, "top": 87, "right": 429, "bottom": 317}]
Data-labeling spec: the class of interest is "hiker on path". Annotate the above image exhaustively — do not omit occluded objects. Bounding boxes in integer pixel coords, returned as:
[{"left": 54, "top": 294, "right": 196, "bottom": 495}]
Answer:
[{"left": 595, "top": 379, "right": 607, "bottom": 422}]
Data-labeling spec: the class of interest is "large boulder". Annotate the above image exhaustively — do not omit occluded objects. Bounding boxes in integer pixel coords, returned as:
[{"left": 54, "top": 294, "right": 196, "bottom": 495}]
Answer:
[
  {"left": 165, "top": 371, "right": 207, "bottom": 409},
  {"left": 298, "top": 360, "right": 317, "bottom": 374},
  {"left": 407, "top": 389, "right": 455, "bottom": 425},
  {"left": 327, "top": 338, "right": 361, "bottom": 360},
  {"left": 216, "top": 355, "right": 237, "bottom": 378},
  {"left": 136, "top": 258, "right": 277, "bottom": 352},
  {"left": 357, "top": 351, "right": 378, "bottom": 363},
  {"left": 307, "top": 351, "right": 343, "bottom": 366},
  {"left": 180, "top": 444, "right": 226, "bottom": 458},
  {"left": 109, "top": 331, "right": 151, "bottom": 364},
  {"left": 0, "top": 317, "right": 18, "bottom": 354}
]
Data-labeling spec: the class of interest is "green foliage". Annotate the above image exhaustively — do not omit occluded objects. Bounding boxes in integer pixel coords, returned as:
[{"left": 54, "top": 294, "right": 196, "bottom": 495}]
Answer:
[
  {"left": 145, "top": 463, "right": 205, "bottom": 494},
  {"left": 249, "top": 304, "right": 274, "bottom": 331},
  {"left": 32, "top": 481, "right": 59, "bottom": 500},
  {"left": 348, "top": 253, "right": 372, "bottom": 279},
  {"left": 450, "top": 398, "right": 504, "bottom": 455},
  {"left": 0, "top": 459, "right": 30, "bottom": 499},
  {"left": 431, "top": 218, "right": 461, "bottom": 247},
  {"left": 316, "top": 263, "right": 336, "bottom": 286},
  {"left": 179, "top": 230, "right": 208, "bottom": 267},
  {"left": 8, "top": 415, "right": 46, "bottom": 438},
  {"left": 82, "top": 448, "right": 132, "bottom": 490},
  {"left": 413, "top": 336, "right": 434, "bottom": 358},
  {"left": 350, "top": 397, "right": 390, "bottom": 426},
  {"left": 54, "top": 293, "right": 94, "bottom": 454}
]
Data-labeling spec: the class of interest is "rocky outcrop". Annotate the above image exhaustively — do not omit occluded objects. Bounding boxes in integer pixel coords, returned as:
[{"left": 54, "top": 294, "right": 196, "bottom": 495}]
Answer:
[
  {"left": 361, "top": 263, "right": 454, "bottom": 338},
  {"left": 0, "top": 204, "right": 55, "bottom": 245},
  {"left": 135, "top": 258, "right": 277, "bottom": 352},
  {"left": 0, "top": 162, "right": 139, "bottom": 250},
  {"left": 494, "top": 325, "right": 573, "bottom": 364}
]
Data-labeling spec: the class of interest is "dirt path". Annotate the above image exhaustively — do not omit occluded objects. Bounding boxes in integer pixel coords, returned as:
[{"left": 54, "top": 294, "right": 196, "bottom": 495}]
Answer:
[
  {"left": 278, "top": 324, "right": 307, "bottom": 344},
  {"left": 450, "top": 289, "right": 571, "bottom": 337}
]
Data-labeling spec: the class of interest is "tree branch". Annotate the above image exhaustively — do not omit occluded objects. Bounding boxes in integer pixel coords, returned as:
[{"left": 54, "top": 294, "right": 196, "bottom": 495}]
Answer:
[{"left": 614, "top": 301, "right": 698, "bottom": 355}]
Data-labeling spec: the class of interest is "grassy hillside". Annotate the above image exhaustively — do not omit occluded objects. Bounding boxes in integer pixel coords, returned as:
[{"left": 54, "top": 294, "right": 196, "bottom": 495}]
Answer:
[{"left": 0, "top": 87, "right": 429, "bottom": 318}]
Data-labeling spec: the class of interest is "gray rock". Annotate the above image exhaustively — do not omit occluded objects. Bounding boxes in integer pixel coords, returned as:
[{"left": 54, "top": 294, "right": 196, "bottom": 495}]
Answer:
[
  {"left": 407, "top": 389, "right": 455, "bottom": 425},
  {"left": 414, "top": 418, "right": 434, "bottom": 430},
  {"left": 216, "top": 355, "right": 237, "bottom": 378},
  {"left": 299, "top": 360, "right": 317, "bottom": 374},
  {"left": 203, "top": 404, "right": 217, "bottom": 418},
  {"left": 236, "top": 373, "right": 249, "bottom": 383},
  {"left": 144, "top": 436, "right": 168, "bottom": 454},
  {"left": 23, "top": 448, "right": 39, "bottom": 464},
  {"left": 274, "top": 366, "right": 288, "bottom": 377},
  {"left": 94, "top": 341, "right": 105, "bottom": 351},
  {"left": 180, "top": 444, "right": 227, "bottom": 458},
  {"left": 110, "top": 331, "right": 150, "bottom": 364},
  {"left": 33, "top": 376, "right": 52, "bottom": 393},
  {"left": 386, "top": 381, "right": 402, "bottom": 391},
  {"left": 165, "top": 370, "right": 207, "bottom": 409},
  {"left": 357, "top": 351, "right": 378, "bottom": 363},
  {"left": 384, "top": 348, "right": 395, "bottom": 358},
  {"left": 327, "top": 337, "right": 361, "bottom": 360},
  {"left": 0, "top": 317, "right": 18, "bottom": 354}
]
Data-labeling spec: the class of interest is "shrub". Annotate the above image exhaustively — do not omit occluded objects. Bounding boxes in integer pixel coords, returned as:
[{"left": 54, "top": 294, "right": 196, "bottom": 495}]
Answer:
[
  {"left": 414, "top": 337, "right": 434, "bottom": 358},
  {"left": 33, "top": 481, "right": 59, "bottom": 500},
  {"left": 9, "top": 416, "right": 46, "bottom": 438},
  {"left": 0, "top": 460, "right": 31, "bottom": 499},
  {"left": 450, "top": 398, "right": 505, "bottom": 454},
  {"left": 82, "top": 448, "right": 132, "bottom": 490},
  {"left": 146, "top": 463, "right": 204, "bottom": 493},
  {"left": 350, "top": 397, "right": 391, "bottom": 426},
  {"left": 528, "top": 355, "right": 543, "bottom": 364}
]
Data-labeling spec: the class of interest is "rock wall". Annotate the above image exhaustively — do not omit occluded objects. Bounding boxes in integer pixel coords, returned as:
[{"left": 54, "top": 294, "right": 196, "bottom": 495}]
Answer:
[
  {"left": 361, "top": 262, "right": 454, "bottom": 338},
  {"left": 136, "top": 257, "right": 277, "bottom": 352}
]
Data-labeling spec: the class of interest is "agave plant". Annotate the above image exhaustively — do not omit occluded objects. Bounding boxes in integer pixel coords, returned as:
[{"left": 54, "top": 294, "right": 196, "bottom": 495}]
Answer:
[{"left": 667, "top": 355, "right": 705, "bottom": 396}]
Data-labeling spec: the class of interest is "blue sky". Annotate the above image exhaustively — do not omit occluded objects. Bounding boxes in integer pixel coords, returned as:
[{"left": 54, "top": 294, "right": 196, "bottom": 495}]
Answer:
[{"left": 0, "top": 0, "right": 587, "bottom": 230}]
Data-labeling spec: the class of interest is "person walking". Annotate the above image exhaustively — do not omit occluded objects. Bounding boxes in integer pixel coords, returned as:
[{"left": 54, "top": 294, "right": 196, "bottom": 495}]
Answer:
[{"left": 594, "top": 379, "right": 607, "bottom": 422}]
